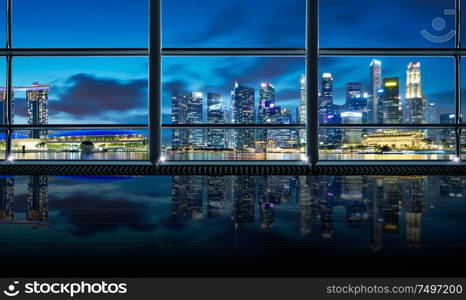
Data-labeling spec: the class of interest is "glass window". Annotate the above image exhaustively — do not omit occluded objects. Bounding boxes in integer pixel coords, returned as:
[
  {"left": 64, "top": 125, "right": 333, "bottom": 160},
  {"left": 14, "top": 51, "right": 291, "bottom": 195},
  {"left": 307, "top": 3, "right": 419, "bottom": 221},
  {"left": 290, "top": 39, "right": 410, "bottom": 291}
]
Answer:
[
  {"left": 163, "top": 57, "right": 305, "bottom": 124},
  {"left": 162, "top": 128, "right": 305, "bottom": 161},
  {"left": 0, "top": 0, "right": 5, "bottom": 48},
  {"left": 12, "top": 57, "right": 148, "bottom": 124},
  {"left": 320, "top": 0, "right": 456, "bottom": 48},
  {"left": 318, "top": 57, "right": 455, "bottom": 124},
  {"left": 319, "top": 128, "right": 455, "bottom": 160},
  {"left": 162, "top": 0, "right": 305, "bottom": 48},
  {"left": 12, "top": 0, "right": 148, "bottom": 48},
  {"left": 11, "top": 129, "right": 148, "bottom": 160}
]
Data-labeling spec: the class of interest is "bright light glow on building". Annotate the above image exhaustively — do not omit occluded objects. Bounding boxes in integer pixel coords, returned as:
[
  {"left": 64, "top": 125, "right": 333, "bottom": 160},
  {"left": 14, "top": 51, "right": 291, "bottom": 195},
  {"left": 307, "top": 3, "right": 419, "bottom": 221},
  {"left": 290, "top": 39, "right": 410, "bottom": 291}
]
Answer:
[
  {"left": 385, "top": 81, "right": 398, "bottom": 87},
  {"left": 194, "top": 92, "right": 203, "bottom": 98},
  {"left": 341, "top": 112, "right": 363, "bottom": 118},
  {"left": 322, "top": 73, "right": 332, "bottom": 78},
  {"left": 370, "top": 59, "right": 381, "bottom": 66}
]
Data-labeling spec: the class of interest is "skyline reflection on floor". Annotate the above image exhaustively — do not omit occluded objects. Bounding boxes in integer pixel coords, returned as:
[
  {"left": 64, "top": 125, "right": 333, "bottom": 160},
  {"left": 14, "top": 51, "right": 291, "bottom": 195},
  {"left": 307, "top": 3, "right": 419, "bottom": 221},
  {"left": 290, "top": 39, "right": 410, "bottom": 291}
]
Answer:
[{"left": 0, "top": 174, "right": 465, "bottom": 276}]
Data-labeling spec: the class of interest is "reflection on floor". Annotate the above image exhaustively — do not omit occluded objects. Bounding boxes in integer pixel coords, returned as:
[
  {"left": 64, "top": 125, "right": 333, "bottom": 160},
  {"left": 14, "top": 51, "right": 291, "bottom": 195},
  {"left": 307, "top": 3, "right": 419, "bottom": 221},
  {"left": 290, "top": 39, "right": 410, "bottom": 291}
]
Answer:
[{"left": 0, "top": 175, "right": 465, "bottom": 276}]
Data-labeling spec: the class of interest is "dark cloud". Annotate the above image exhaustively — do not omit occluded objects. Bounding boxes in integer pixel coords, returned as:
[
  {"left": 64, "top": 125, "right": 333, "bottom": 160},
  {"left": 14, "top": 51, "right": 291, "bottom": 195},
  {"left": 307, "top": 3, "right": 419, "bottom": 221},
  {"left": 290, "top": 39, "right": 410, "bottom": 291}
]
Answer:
[{"left": 51, "top": 73, "right": 147, "bottom": 118}]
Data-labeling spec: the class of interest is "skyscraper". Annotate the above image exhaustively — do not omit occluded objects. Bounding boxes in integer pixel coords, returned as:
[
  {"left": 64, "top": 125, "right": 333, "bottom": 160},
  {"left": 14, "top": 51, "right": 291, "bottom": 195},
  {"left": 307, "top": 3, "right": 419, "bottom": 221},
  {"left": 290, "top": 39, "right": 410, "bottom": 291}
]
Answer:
[
  {"left": 187, "top": 92, "right": 204, "bottom": 147},
  {"left": 27, "top": 83, "right": 50, "bottom": 139},
  {"left": 257, "top": 82, "right": 278, "bottom": 151},
  {"left": 345, "top": 82, "right": 362, "bottom": 111},
  {"left": 298, "top": 74, "right": 307, "bottom": 146},
  {"left": 207, "top": 92, "right": 226, "bottom": 148},
  {"left": 319, "top": 73, "right": 333, "bottom": 124},
  {"left": 382, "top": 78, "right": 402, "bottom": 124},
  {"left": 0, "top": 88, "right": 7, "bottom": 125},
  {"left": 171, "top": 90, "right": 189, "bottom": 148},
  {"left": 405, "top": 62, "right": 425, "bottom": 124},
  {"left": 231, "top": 82, "right": 255, "bottom": 151},
  {"left": 369, "top": 60, "right": 382, "bottom": 123}
]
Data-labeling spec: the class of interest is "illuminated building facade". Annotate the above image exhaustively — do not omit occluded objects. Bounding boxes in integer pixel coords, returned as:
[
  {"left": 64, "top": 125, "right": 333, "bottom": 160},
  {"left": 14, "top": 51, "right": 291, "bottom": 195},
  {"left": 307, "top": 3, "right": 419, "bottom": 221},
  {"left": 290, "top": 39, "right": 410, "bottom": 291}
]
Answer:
[
  {"left": 381, "top": 78, "right": 402, "bottom": 124},
  {"left": 231, "top": 82, "right": 255, "bottom": 151},
  {"left": 362, "top": 130, "right": 426, "bottom": 149},
  {"left": 257, "top": 82, "right": 278, "bottom": 151},
  {"left": 405, "top": 62, "right": 425, "bottom": 124},
  {"left": 27, "top": 83, "right": 50, "bottom": 139},
  {"left": 345, "top": 82, "right": 362, "bottom": 111},
  {"left": 187, "top": 92, "right": 204, "bottom": 147},
  {"left": 369, "top": 59, "right": 382, "bottom": 123},
  {"left": 171, "top": 90, "right": 189, "bottom": 148},
  {"left": 298, "top": 74, "right": 307, "bottom": 146},
  {"left": 341, "top": 112, "right": 363, "bottom": 144},
  {"left": 207, "top": 92, "right": 227, "bottom": 148}
]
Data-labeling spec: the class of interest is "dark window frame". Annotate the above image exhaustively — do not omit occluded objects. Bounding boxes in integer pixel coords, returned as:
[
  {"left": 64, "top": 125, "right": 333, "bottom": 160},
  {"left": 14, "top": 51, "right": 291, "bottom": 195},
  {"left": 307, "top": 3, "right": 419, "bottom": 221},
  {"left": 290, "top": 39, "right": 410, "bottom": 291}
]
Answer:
[{"left": 0, "top": 0, "right": 464, "bottom": 165}]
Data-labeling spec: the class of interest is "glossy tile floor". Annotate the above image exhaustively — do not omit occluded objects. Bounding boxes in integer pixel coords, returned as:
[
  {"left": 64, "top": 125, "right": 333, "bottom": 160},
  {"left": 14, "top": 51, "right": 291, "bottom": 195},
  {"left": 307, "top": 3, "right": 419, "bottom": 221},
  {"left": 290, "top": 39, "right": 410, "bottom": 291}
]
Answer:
[{"left": 0, "top": 175, "right": 465, "bottom": 276}]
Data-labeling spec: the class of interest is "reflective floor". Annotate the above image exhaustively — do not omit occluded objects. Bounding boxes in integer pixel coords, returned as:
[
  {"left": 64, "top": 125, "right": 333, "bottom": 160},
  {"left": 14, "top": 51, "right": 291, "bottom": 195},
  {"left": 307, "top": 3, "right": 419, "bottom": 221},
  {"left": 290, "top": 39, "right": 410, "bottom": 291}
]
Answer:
[{"left": 0, "top": 175, "right": 465, "bottom": 276}]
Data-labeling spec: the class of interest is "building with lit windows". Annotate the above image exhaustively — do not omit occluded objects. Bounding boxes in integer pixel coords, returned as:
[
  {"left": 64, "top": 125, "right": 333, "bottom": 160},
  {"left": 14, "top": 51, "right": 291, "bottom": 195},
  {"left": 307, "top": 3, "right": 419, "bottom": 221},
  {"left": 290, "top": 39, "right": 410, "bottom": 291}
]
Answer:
[
  {"left": 381, "top": 78, "right": 402, "bottom": 124},
  {"left": 405, "top": 62, "right": 425, "bottom": 124},
  {"left": 207, "top": 92, "right": 227, "bottom": 148},
  {"left": 298, "top": 74, "right": 307, "bottom": 146},
  {"left": 341, "top": 112, "right": 363, "bottom": 145},
  {"left": 26, "top": 83, "right": 50, "bottom": 139},
  {"left": 187, "top": 92, "right": 204, "bottom": 147},
  {"left": 231, "top": 82, "right": 255, "bottom": 151},
  {"left": 369, "top": 59, "right": 382, "bottom": 123},
  {"left": 362, "top": 130, "right": 426, "bottom": 150}
]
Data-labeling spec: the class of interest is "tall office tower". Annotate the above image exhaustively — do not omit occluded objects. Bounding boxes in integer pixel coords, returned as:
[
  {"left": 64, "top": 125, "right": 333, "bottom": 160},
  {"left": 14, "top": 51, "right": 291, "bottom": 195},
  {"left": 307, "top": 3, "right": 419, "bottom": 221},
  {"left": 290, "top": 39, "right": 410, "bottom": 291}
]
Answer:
[
  {"left": 369, "top": 59, "right": 382, "bottom": 123},
  {"left": 298, "top": 74, "right": 307, "bottom": 146},
  {"left": 440, "top": 113, "right": 456, "bottom": 146},
  {"left": 0, "top": 89, "right": 6, "bottom": 125},
  {"left": 341, "top": 112, "right": 363, "bottom": 144},
  {"left": 275, "top": 109, "right": 297, "bottom": 148},
  {"left": 27, "top": 175, "right": 48, "bottom": 225},
  {"left": 207, "top": 92, "right": 226, "bottom": 148},
  {"left": 233, "top": 176, "right": 256, "bottom": 227},
  {"left": 27, "top": 83, "right": 50, "bottom": 139},
  {"left": 0, "top": 177, "right": 14, "bottom": 221},
  {"left": 319, "top": 73, "right": 333, "bottom": 123},
  {"left": 206, "top": 176, "right": 227, "bottom": 219},
  {"left": 426, "top": 102, "right": 438, "bottom": 123},
  {"left": 382, "top": 78, "right": 402, "bottom": 124},
  {"left": 319, "top": 73, "right": 334, "bottom": 145},
  {"left": 405, "top": 62, "right": 425, "bottom": 124},
  {"left": 426, "top": 102, "right": 438, "bottom": 141},
  {"left": 231, "top": 82, "right": 255, "bottom": 151},
  {"left": 171, "top": 90, "right": 189, "bottom": 148},
  {"left": 345, "top": 82, "right": 362, "bottom": 111},
  {"left": 257, "top": 82, "right": 278, "bottom": 151},
  {"left": 187, "top": 92, "right": 204, "bottom": 147}
]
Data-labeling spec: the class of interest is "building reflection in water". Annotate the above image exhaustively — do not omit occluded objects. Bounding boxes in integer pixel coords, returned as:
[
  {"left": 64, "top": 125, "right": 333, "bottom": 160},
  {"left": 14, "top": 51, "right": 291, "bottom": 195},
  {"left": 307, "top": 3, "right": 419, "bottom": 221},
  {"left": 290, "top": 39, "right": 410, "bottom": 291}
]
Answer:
[
  {"left": 0, "top": 176, "right": 48, "bottom": 228},
  {"left": 170, "top": 175, "right": 465, "bottom": 250},
  {"left": 0, "top": 175, "right": 464, "bottom": 251}
]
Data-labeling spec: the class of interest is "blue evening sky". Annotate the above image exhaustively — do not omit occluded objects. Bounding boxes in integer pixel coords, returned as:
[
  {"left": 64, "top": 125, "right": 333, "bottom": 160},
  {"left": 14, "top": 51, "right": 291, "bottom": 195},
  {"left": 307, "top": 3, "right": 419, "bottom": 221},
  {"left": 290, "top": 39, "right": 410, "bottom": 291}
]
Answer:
[{"left": 0, "top": 0, "right": 463, "bottom": 124}]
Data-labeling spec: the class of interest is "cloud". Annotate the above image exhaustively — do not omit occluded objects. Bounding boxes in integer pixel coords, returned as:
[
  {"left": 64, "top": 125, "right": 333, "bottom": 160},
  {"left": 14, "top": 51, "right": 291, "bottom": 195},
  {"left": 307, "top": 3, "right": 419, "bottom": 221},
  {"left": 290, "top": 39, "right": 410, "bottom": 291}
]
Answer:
[{"left": 50, "top": 73, "right": 147, "bottom": 120}]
